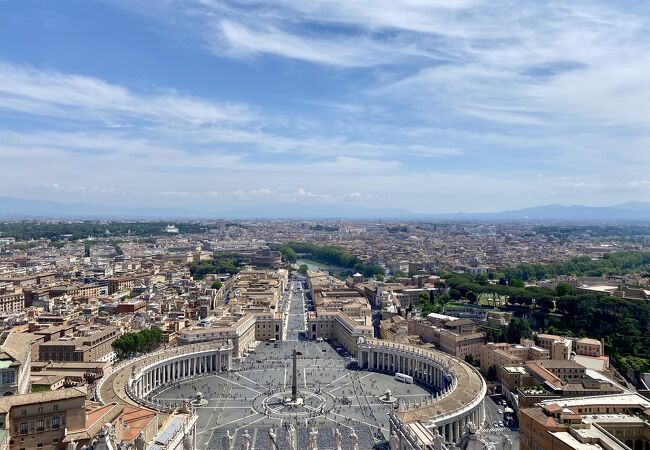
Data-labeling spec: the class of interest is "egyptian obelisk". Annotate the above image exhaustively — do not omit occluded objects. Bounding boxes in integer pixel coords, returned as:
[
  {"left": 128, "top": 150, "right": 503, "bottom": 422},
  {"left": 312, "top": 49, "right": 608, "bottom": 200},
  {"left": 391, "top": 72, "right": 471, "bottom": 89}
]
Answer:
[{"left": 291, "top": 348, "right": 298, "bottom": 402}]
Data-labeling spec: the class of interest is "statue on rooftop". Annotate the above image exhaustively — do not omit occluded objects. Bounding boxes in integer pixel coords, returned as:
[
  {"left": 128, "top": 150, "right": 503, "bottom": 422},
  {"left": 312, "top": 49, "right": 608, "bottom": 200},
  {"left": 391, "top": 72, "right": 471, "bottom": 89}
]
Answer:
[
  {"left": 268, "top": 427, "right": 278, "bottom": 450},
  {"left": 389, "top": 432, "right": 399, "bottom": 450},
  {"left": 308, "top": 427, "right": 319, "bottom": 450},
  {"left": 349, "top": 429, "right": 359, "bottom": 450},
  {"left": 134, "top": 432, "right": 146, "bottom": 450},
  {"left": 287, "top": 423, "right": 297, "bottom": 450},
  {"left": 240, "top": 429, "right": 251, "bottom": 450},
  {"left": 222, "top": 430, "right": 234, "bottom": 450},
  {"left": 334, "top": 428, "right": 342, "bottom": 450}
]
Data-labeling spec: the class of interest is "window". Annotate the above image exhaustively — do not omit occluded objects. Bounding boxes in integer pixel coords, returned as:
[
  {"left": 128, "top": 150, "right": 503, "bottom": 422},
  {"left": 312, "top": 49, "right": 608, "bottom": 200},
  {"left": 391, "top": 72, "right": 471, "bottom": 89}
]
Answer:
[
  {"left": 53, "top": 405, "right": 58, "bottom": 412},
  {"left": 51, "top": 416, "right": 60, "bottom": 429},
  {"left": 0, "top": 371, "right": 15, "bottom": 385},
  {"left": 21, "top": 409, "right": 26, "bottom": 417},
  {"left": 36, "top": 418, "right": 44, "bottom": 432},
  {"left": 19, "top": 422, "right": 27, "bottom": 434}
]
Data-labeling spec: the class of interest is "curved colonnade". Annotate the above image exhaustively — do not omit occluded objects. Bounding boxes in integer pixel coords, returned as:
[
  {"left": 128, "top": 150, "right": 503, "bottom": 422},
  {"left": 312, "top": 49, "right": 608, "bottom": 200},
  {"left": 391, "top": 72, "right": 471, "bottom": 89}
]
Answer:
[
  {"left": 96, "top": 341, "right": 233, "bottom": 412},
  {"left": 357, "top": 337, "right": 486, "bottom": 448}
]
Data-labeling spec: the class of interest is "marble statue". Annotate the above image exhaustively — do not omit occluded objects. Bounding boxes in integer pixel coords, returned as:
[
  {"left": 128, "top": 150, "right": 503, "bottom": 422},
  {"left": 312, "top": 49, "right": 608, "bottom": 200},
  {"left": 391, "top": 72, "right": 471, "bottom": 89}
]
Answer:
[
  {"left": 432, "top": 429, "right": 446, "bottom": 450},
  {"left": 349, "top": 429, "right": 359, "bottom": 450},
  {"left": 66, "top": 441, "right": 77, "bottom": 450},
  {"left": 334, "top": 428, "right": 342, "bottom": 450},
  {"left": 287, "top": 423, "right": 297, "bottom": 450},
  {"left": 308, "top": 427, "right": 319, "bottom": 450},
  {"left": 222, "top": 430, "right": 235, "bottom": 450},
  {"left": 389, "top": 432, "right": 399, "bottom": 450},
  {"left": 182, "top": 432, "right": 193, "bottom": 450},
  {"left": 134, "top": 432, "right": 146, "bottom": 450},
  {"left": 240, "top": 429, "right": 252, "bottom": 450},
  {"left": 94, "top": 423, "right": 118, "bottom": 450},
  {"left": 268, "top": 427, "right": 278, "bottom": 450}
]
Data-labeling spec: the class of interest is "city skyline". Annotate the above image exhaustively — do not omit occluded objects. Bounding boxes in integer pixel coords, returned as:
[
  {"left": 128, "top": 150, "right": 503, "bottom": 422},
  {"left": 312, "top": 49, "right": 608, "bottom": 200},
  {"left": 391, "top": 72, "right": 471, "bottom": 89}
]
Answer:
[{"left": 2, "top": 0, "right": 650, "bottom": 214}]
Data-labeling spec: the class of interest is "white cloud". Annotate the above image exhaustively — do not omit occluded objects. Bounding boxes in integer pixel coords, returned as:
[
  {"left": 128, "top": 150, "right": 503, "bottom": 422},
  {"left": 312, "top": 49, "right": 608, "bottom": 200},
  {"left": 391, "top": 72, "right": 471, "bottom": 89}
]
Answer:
[
  {"left": 217, "top": 20, "right": 426, "bottom": 67},
  {"left": 5, "top": 1, "right": 650, "bottom": 212},
  {"left": 0, "top": 62, "right": 254, "bottom": 126}
]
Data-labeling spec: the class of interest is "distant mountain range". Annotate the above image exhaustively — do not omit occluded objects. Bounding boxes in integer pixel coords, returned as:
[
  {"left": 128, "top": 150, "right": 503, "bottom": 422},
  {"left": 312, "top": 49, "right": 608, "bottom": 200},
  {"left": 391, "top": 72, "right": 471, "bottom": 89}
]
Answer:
[
  {"left": 438, "top": 202, "right": 650, "bottom": 222},
  {"left": 1, "top": 196, "right": 650, "bottom": 222}
]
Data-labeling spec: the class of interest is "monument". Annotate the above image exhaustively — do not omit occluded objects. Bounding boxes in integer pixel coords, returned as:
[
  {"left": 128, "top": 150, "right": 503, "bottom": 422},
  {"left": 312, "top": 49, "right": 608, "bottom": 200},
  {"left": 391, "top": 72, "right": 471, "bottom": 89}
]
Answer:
[
  {"left": 284, "top": 349, "right": 303, "bottom": 407},
  {"left": 191, "top": 391, "right": 208, "bottom": 407}
]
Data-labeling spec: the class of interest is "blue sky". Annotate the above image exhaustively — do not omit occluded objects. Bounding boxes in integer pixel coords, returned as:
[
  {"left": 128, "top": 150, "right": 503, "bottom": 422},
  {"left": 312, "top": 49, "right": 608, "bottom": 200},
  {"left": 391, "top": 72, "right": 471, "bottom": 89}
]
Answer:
[{"left": 1, "top": 0, "right": 650, "bottom": 214}]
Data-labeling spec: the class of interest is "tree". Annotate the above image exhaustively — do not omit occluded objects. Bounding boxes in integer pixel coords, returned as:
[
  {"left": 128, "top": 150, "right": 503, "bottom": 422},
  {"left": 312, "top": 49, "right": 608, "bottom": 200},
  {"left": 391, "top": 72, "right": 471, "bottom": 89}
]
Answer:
[
  {"left": 298, "top": 264, "right": 309, "bottom": 275},
  {"left": 279, "top": 246, "right": 298, "bottom": 263},
  {"left": 487, "top": 364, "right": 497, "bottom": 380},
  {"left": 464, "top": 354, "right": 474, "bottom": 365},
  {"left": 211, "top": 281, "right": 222, "bottom": 290},
  {"left": 509, "top": 279, "right": 525, "bottom": 288},
  {"left": 536, "top": 296, "right": 554, "bottom": 310},
  {"left": 506, "top": 317, "right": 533, "bottom": 344},
  {"left": 375, "top": 274, "right": 384, "bottom": 281},
  {"left": 555, "top": 283, "right": 573, "bottom": 297},
  {"left": 112, "top": 327, "right": 163, "bottom": 359},
  {"left": 467, "top": 291, "right": 478, "bottom": 304}
]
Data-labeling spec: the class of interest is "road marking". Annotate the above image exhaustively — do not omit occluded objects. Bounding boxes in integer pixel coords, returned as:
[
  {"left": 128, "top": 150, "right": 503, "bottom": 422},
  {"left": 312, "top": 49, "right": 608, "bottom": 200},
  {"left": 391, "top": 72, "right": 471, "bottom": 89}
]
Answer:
[
  {"left": 328, "top": 411, "right": 389, "bottom": 432},
  {"left": 233, "top": 372, "right": 267, "bottom": 390},
  {"left": 322, "top": 372, "right": 351, "bottom": 388},
  {"left": 327, "top": 373, "right": 373, "bottom": 393},
  {"left": 198, "top": 412, "right": 260, "bottom": 434},
  {"left": 209, "top": 374, "right": 262, "bottom": 395}
]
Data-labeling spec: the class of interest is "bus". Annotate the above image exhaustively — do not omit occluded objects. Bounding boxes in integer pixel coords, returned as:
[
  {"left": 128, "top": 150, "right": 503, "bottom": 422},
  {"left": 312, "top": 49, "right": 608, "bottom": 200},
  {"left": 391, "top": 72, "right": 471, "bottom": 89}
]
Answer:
[{"left": 395, "top": 373, "right": 414, "bottom": 384}]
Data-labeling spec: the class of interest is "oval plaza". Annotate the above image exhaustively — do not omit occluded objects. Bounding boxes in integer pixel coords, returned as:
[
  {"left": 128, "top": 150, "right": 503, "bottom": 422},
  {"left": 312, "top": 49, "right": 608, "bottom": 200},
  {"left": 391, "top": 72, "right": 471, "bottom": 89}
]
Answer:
[{"left": 97, "top": 272, "right": 487, "bottom": 450}]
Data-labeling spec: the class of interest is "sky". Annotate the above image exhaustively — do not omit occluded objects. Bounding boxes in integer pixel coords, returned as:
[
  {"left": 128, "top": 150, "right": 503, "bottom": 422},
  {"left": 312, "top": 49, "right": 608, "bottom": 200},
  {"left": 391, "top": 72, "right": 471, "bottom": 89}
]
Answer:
[{"left": 1, "top": 0, "right": 650, "bottom": 215}]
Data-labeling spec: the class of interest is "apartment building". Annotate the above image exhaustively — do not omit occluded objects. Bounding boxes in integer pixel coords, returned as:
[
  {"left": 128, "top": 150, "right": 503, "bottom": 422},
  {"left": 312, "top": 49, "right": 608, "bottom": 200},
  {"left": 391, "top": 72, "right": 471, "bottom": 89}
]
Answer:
[
  {"left": 536, "top": 333, "right": 572, "bottom": 360},
  {"left": 0, "top": 387, "right": 87, "bottom": 450},
  {"left": 106, "top": 276, "right": 135, "bottom": 295},
  {"left": 48, "top": 284, "right": 100, "bottom": 301},
  {"left": 479, "top": 342, "right": 550, "bottom": 380},
  {"left": 38, "top": 328, "right": 119, "bottom": 362},
  {"left": 0, "top": 287, "right": 24, "bottom": 315},
  {"left": 307, "top": 311, "right": 373, "bottom": 354},
  {"left": 575, "top": 337, "right": 604, "bottom": 357},
  {"left": 408, "top": 317, "right": 485, "bottom": 361},
  {"left": 520, "top": 394, "right": 650, "bottom": 450}
]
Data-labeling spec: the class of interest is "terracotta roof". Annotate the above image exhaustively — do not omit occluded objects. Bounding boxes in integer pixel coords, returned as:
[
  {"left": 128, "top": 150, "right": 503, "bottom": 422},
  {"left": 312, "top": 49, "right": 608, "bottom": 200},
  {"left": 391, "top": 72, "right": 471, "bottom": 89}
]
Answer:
[
  {"left": 0, "top": 386, "right": 86, "bottom": 413},
  {"left": 64, "top": 402, "right": 124, "bottom": 442},
  {"left": 122, "top": 405, "right": 157, "bottom": 442},
  {"left": 1, "top": 332, "right": 36, "bottom": 362}
]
